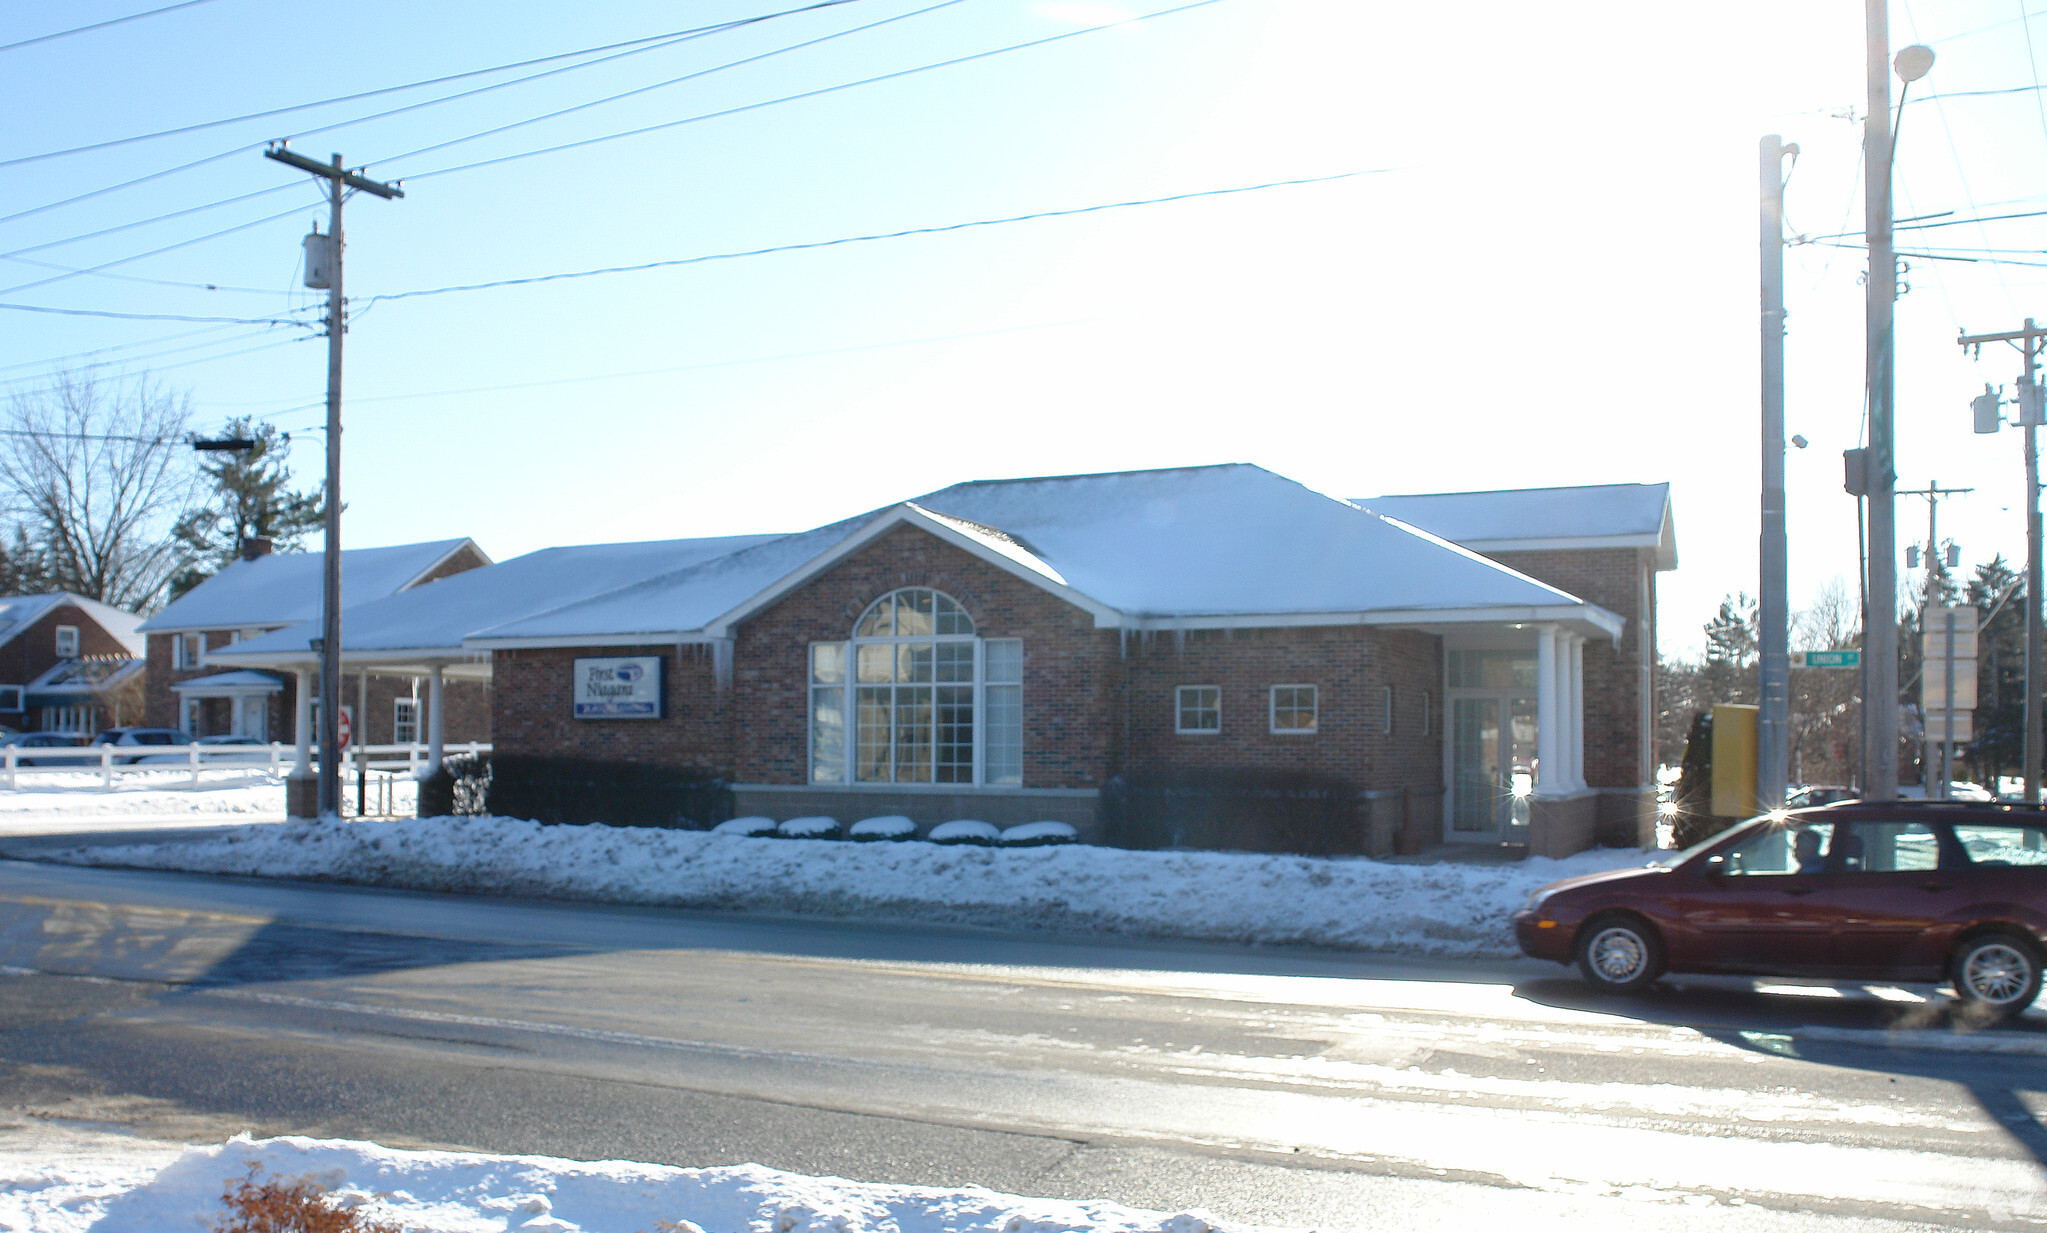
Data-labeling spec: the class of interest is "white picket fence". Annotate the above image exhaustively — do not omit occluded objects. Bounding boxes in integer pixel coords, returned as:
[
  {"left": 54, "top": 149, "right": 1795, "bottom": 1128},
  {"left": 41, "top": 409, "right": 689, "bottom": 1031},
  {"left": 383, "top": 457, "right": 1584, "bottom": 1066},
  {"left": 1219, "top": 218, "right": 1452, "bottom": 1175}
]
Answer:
[{"left": 0, "top": 741, "right": 490, "bottom": 790}]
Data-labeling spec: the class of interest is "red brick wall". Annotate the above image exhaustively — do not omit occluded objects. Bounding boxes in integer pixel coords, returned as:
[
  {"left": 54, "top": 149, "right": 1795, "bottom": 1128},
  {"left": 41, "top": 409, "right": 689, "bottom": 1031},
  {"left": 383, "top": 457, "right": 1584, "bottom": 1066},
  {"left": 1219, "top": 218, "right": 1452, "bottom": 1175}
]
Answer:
[
  {"left": 1486, "top": 547, "right": 1656, "bottom": 787},
  {"left": 410, "top": 542, "right": 490, "bottom": 588},
  {"left": 1122, "top": 626, "right": 1444, "bottom": 792},
  {"left": 0, "top": 602, "right": 136, "bottom": 729},
  {"left": 732, "top": 524, "right": 1117, "bottom": 789},
  {"left": 492, "top": 645, "right": 729, "bottom": 770}
]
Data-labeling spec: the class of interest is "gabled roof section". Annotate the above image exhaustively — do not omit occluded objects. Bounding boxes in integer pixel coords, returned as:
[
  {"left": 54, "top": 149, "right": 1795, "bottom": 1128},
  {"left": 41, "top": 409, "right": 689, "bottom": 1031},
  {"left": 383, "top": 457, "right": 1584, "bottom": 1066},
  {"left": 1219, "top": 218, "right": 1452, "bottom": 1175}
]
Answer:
[
  {"left": 1356, "top": 482, "right": 1677, "bottom": 570},
  {"left": 138, "top": 538, "right": 488, "bottom": 634},
  {"left": 0, "top": 593, "right": 144, "bottom": 656},
  {"left": 207, "top": 534, "right": 781, "bottom": 663},
  {"left": 469, "top": 464, "right": 1623, "bottom": 646}
]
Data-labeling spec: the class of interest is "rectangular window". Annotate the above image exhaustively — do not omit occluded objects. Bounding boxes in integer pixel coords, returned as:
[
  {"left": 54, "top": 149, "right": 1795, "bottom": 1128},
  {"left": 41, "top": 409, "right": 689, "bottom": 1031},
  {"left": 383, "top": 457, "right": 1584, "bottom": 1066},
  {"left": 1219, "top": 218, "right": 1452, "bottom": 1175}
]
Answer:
[
  {"left": 0, "top": 685, "right": 20, "bottom": 712},
  {"left": 810, "top": 643, "right": 846, "bottom": 783},
  {"left": 1270, "top": 684, "right": 1318, "bottom": 734},
  {"left": 173, "top": 632, "right": 204, "bottom": 670},
  {"left": 1175, "top": 685, "right": 1221, "bottom": 734},
  {"left": 393, "top": 698, "right": 420, "bottom": 745},
  {"left": 984, "top": 638, "right": 1022, "bottom": 786},
  {"left": 54, "top": 626, "right": 78, "bottom": 658}
]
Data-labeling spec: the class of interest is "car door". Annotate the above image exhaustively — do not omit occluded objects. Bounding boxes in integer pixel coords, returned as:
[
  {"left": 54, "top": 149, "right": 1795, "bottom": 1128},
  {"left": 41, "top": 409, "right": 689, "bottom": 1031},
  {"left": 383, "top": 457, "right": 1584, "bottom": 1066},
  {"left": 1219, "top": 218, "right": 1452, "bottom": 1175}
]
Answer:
[
  {"left": 1817, "top": 817, "right": 1973, "bottom": 978},
  {"left": 1679, "top": 820, "right": 1838, "bottom": 972}
]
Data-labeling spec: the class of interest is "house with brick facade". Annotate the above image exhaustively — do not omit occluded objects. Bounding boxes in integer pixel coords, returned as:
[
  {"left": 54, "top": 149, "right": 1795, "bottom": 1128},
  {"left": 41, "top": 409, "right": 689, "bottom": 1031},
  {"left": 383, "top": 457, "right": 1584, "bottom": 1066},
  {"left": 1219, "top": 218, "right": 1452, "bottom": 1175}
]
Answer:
[
  {"left": 138, "top": 536, "right": 491, "bottom": 746},
  {"left": 459, "top": 464, "right": 1665, "bottom": 856},
  {"left": 1356, "top": 483, "right": 1676, "bottom": 851},
  {"left": 0, "top": 593, "right": 146, "bottom": 734}
]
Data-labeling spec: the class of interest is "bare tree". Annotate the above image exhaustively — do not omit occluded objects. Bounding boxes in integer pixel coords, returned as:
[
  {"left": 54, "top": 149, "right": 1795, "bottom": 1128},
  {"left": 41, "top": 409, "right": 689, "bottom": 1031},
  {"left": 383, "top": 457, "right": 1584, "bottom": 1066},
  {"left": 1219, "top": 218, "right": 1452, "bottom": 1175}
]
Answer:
[{"left": 0, "top": 374, "right": 199, "bottom": 611}]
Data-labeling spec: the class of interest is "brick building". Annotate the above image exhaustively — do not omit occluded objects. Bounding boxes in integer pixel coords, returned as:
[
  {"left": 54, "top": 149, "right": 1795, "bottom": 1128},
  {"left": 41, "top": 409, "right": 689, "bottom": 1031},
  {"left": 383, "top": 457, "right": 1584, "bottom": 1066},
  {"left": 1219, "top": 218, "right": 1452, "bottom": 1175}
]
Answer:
[
  {"left": 462, "top": 465, "right": 1669, "bottom": 856},
  {"left": 0, "top": 593, "right": 146, "bottom": 734},
  {"left": 139, "top": 536, "right": 493, "bottom": 749}
]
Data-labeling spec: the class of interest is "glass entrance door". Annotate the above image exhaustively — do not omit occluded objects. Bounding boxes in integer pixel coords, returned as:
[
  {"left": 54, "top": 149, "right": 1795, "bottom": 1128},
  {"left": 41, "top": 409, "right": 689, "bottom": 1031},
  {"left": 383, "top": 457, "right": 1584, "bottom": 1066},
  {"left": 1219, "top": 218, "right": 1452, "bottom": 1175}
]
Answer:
[{"left": 1449, "top": 692, "right": 1539, "bottom": 839}]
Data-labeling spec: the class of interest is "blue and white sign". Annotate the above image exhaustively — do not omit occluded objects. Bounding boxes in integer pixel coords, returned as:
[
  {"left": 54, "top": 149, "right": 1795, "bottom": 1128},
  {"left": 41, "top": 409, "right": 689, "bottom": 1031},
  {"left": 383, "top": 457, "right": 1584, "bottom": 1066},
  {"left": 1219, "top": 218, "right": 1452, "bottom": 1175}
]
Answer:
[{"left": 573, "top": 656, "right": 662, "bottom": 719}]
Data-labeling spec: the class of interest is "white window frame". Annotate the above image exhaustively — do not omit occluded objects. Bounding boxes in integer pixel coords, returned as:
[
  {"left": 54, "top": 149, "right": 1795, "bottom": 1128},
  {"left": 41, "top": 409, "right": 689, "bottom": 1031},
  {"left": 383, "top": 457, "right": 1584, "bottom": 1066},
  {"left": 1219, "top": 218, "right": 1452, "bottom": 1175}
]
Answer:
[
  {"left": 393, "top": 697, "right": 420, "bottom": 745},
  {"left": 173, "top": 632, "right": 204, "bottom": 670},
  {"left": 1270, "top": 684, "right": 1318, "bottom": 735},
  {"left": 1175, "top": 684, "right": 1221, "bottom": 734},
  {"left": 54, "top": 625, "right": 78, "bottom": 658},
  {"left": 807, "top": 587, "right": 1022, "bottom": 788}
]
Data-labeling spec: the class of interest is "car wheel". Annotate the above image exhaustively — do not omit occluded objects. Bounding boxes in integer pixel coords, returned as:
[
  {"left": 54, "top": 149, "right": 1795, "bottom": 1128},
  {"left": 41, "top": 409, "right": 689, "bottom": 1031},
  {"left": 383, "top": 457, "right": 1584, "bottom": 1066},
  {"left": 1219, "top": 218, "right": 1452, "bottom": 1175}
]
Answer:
[
  {"left": 1950, "top": 932, "right": 2043, "bottom": 1018},
  {"left": 1575, "top": 914, "right": 1665, "bottom": 993}
]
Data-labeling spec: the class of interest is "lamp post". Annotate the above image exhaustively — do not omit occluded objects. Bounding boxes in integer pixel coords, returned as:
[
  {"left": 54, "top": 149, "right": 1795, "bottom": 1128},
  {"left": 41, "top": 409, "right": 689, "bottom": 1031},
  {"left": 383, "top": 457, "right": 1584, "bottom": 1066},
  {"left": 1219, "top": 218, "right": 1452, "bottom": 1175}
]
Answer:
[{"left": 1860, "top": 15, "right": 1934, "bottom": 801}]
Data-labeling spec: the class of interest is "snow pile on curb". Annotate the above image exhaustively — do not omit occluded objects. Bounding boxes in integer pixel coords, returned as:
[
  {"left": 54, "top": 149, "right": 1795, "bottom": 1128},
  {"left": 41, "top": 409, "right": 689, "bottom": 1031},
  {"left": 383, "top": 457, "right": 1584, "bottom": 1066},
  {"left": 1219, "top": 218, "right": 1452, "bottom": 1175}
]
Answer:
[
  {"left": 45, "top": 814, "right": 1648, "bottom": 957},
  {"left": 0, "top": 774, "right": 288, "bottom": 818},
  {"left": 5, "top": 1134, "right": 1276, "bottom": 1233}
]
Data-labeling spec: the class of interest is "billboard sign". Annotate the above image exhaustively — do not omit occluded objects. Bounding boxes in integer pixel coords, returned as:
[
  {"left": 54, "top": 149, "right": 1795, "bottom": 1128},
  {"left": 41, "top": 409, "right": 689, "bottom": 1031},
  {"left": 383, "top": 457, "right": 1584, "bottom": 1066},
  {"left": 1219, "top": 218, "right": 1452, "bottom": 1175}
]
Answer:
[{"left": 574, "top": 656, "right": 663, "bottom": 719}]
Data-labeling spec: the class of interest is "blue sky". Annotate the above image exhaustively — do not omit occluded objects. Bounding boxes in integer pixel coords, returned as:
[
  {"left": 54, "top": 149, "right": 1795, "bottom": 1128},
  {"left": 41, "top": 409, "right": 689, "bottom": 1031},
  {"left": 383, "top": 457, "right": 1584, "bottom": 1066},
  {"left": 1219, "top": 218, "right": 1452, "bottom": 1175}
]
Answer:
[{"left": 4, "top": 0, "right": 2046, "bottom": 657}]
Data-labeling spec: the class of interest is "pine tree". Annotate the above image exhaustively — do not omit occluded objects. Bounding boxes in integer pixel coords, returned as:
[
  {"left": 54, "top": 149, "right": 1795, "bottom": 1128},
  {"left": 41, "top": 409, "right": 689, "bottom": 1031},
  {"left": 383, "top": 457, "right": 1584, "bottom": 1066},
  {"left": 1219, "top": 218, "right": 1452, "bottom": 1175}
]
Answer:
[{"left": 169, "top": 418, "right": 322, "bottom": 600}]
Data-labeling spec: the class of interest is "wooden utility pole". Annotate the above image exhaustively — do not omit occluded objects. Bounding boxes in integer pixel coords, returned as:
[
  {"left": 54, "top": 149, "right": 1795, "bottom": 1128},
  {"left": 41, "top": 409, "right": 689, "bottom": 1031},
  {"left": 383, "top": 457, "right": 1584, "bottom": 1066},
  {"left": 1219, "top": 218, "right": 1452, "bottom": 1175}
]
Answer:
[
  {"left": 262, "top": 144, "right": 401, "bottom": 816},
  {"left": 1758, "top": 134, "right": 1796, "bottom": 812},
  {"left": 1960, "top": 318, "right": 2047, "bottom": 803}
]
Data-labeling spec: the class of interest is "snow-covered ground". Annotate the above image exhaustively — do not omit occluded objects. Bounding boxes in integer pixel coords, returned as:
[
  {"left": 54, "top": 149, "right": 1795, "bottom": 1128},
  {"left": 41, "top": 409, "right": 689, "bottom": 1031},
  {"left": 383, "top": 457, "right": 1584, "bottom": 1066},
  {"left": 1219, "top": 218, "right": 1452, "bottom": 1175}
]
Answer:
[
  {"left": 28, "top": 786, "right": 1649, "bottom": 959},
  {"left": 0, "top": 1131, "right": 1263, "bottom": 1233}
]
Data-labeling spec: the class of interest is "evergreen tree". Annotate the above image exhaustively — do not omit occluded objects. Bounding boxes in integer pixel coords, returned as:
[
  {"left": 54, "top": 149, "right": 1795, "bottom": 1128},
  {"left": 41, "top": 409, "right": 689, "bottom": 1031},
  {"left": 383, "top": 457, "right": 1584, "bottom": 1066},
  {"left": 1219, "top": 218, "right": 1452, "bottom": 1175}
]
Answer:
[{"left": 169, "top": 418, "right": 322, "bottom": 599}]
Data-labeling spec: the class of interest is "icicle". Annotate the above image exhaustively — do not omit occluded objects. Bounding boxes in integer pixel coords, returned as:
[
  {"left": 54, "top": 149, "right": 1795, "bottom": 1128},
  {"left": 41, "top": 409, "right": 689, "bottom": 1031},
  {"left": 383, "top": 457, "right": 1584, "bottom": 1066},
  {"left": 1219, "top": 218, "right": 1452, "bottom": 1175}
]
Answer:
[
  {"left": 712, "top": 637, "right": 734, "bottom": 696},
  {"left": 1119, "top": 627, "right": 1130, "bottom": 660},
  {"left": 1173, "top": 623, "right": 1185, "bottom": 658}
]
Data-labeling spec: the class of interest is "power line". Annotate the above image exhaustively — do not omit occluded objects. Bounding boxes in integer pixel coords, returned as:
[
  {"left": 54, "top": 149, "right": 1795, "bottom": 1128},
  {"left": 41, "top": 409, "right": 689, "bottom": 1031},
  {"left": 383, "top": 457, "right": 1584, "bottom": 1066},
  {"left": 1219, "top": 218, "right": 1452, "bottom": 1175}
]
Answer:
[
  {"left": 0, "top": 254, "right": 287, "bottom": 296},
  {"left": 0, "top": 322, "right": 248, "bottom": 375},
  {"left": 400, "top": 0, "right": 1233, "bottom": 182},
  {"left": 362, "top": 170, "right": 1382, "bottom": 305},
  {"left": 0, "top": 0, "right": 220, "bottom": 54},
  {"left": 0, "top": 327, "right": 299, "bottom": 391},
  {"left": 377, "top": 0, "right": 960, "bottom": 170},
  {"left": 0, "top": 182, "right": 305, "bottom": 254},
  {"left": 0, "top": 202, "right": 317, "bottom": 298},
  {"left": 0, "top": 5, "right": 847, "bottom": 168},
  {"left": 0, "top": 302, "right": 306, "bottom": 324}
]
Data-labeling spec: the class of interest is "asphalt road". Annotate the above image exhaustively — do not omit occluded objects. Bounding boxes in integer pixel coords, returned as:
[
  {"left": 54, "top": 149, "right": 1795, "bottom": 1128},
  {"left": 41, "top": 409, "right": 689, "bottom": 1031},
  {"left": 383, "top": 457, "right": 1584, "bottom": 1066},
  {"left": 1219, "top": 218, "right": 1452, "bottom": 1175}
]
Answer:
[{"left": 0, "top": 858, "right": 2042, "bottom": 1232}]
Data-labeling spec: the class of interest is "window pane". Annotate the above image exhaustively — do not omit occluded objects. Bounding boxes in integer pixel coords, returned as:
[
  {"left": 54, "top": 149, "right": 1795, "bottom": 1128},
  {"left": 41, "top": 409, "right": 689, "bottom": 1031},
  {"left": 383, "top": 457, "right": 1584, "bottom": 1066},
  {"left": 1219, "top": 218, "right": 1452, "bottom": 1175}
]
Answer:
[
  {"left": 855, "top": 687, "right": 892, "bottom": 781},
  {"left": 899, "top": 642, "right": 934, "bottom": 683},
  {"left": 895, "top": 687, "right": 933, "bottom": 782},
  {"left": 986, "top": 683, "right": 1022, "bottom": 786},
  {"left": 985, "top": 638, "right": 1022, "bottom": 684},
  {"left": 1176, "top": 685, "right": 1219, "bottom": 733},
  {"left": 934, "top": 593, "right": 974, "bottom": 636},
  {"left": 1956, "top": 822, "right": 2047, "bottom": 865},
  {"left": 1724, "top": 821, "right": 1833, "bottom": 876},
  {"left": 935, "top": 684, "right": 973, "bottom": 783},
  {"left": 855, "top": 595, "right": 894, "bottom": 637},
  {"left": 935, "top": 642, "right": 973, "bottom": 683},
  {"left": 1272, "top": 685, "right": 1317, "bottom": 731},
  {"left": 811, "top": 642, "right": 845, "bottom": 685},
  {"left": 811, "top": 686, "right": 845, "bottom": 782},
  {"left": 856, "top": 643, "right": 894, "bottom": 684},
  {"left": 896, "top": 588, "right": 935, "bottom": 636}
]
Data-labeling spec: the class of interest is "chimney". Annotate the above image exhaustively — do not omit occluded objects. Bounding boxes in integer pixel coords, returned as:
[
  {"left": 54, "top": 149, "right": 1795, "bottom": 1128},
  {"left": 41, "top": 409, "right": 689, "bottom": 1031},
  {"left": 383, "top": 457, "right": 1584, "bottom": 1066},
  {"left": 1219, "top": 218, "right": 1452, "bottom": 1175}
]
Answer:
[{"left": 240, "top": 537, "right": 273, "bottom": 562}]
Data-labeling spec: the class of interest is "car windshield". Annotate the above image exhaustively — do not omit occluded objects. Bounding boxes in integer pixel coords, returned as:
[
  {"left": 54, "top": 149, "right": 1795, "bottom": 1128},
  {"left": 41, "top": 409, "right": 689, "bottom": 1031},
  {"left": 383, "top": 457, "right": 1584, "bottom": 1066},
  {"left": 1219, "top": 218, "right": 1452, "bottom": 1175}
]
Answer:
[{"left": 1644, "top": 815, "right": 1771, "bottom": 868}]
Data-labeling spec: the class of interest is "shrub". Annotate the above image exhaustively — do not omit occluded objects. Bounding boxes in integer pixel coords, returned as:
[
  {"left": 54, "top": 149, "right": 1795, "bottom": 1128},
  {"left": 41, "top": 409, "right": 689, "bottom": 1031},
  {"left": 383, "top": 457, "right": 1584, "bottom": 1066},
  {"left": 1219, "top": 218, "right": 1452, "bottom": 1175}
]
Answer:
[
  {"left": 217, "top": 1163, "right": 400, "bottom": 1233},
  {"left": 1098, "top": 768, "right": 1362, "bottom": 856},
  {"left": 776, "top": 815, "right": 841, "bottom": 839},
  {"left": 928, "top": 819, "right": 999, "bottom": 845},
  {"left": 416, "top": 752, "right": 490, "bottom": 818},
  {"left": 850, "top": 815, "right": 916, "bottom": 841},
  {"left": 712, "top": 816, "right": 778, "bottom": 837},
  {"left": 999, "top": 820, "right": 1077, "bottom": 847},
  {"left": 484, "top": 755, "right": 732, "bottom": 829}
]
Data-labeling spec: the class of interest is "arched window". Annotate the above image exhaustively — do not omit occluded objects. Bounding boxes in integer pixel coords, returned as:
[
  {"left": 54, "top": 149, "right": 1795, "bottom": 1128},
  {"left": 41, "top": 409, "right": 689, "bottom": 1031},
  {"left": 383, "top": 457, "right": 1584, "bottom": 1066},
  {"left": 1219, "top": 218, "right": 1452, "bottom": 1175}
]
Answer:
[{"left": 809, "top": 587, "right": 1021, "bottom": 786}]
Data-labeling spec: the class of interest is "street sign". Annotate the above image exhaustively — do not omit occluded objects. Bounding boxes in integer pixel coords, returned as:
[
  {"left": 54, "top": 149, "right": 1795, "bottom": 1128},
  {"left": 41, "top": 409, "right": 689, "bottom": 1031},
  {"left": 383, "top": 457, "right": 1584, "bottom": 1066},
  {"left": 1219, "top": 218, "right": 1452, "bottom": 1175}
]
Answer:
[
  {"left": 336, "top": 705, "right": 353, "bottom": 750},
  {"left": 1927, "top": 604, "right": 1980, "bottom": 632},
  {"left": 1922, "top": 629, "right": 1980, "bottom": 658},
  {"left": 1925, "top": 710, "right": 1975, "bottom": 743},
  {"left": 1921, "top": 660, "right": 1979, "bottom": 710},
  {"left": 1791, "top": 649, "right": 1860, "bottom": 669}
]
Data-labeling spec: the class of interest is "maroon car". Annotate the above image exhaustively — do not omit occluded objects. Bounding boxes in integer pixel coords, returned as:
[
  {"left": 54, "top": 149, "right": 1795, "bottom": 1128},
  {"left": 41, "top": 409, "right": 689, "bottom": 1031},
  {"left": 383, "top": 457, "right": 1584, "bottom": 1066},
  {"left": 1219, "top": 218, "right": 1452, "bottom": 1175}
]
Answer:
[{"left": 1513, "top": 801, "right": 2047, "bottom": 1017}]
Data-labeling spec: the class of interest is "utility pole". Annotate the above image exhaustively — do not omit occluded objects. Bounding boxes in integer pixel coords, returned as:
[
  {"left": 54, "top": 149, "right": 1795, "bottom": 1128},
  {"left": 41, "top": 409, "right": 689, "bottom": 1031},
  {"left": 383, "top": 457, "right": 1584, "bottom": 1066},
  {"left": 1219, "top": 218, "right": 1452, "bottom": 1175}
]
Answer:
[
  {"left": 1758, "top": 134, "right": 1797, "bottom": 813},
  {"left": 263, "top": 144, "right": 401, "bottom": 817},
  {"left": 1960, "top": 318, "right": 2047, "bottom": 803},
  {"left": 1900, "top": 480, "right": 1972, "bottom": 793}
]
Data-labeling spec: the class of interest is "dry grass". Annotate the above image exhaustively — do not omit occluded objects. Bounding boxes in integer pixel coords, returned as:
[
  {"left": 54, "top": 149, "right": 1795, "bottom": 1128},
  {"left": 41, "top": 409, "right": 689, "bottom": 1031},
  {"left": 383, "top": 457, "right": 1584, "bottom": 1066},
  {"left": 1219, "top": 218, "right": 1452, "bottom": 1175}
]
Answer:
[{"left": 215, "top": 1163, "right": 404, "bottom": 1233}]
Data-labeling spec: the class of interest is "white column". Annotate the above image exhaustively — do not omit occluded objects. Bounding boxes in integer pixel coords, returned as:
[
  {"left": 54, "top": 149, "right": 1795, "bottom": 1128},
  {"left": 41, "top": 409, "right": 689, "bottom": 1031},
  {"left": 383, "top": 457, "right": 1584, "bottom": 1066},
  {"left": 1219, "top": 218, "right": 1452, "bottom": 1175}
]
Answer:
[
  {"left": 292, "top": 668, "right": 313, "bottom": 777},
  {"left": 1567, "top": 633, "right": 1587, "bottom": 791},
  {"left": 426, "top": 664, "right": 446, "bottom": 775},
  {"left": 1535, "top": 625, "right": 1561, "bottom": 796}
]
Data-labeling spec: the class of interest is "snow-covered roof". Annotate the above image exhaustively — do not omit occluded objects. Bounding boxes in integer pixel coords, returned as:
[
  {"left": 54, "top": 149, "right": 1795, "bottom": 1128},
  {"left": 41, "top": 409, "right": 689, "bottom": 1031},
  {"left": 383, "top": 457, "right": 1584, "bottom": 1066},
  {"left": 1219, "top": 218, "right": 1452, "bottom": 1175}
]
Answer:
[
  {"left": 168, "top": 669, "right": 285, "bottom": 693},
  {"left": 1356, "top": 482, "right": 1677, "bottom": 570},
  {"left": 24, "top": 655, "right": 143, "bottom": 696},
  {"left": 0, "top": 593, "right": 144, "bottom": 656},
  {"left": 208, "top": 534, "right": 781, "bottom": 664},
  {"left": 137, "top": 538, "right": 487, "bottom": 634},
  {"left": 469, "top": 464, "right": 1621, "bottom": 645}
]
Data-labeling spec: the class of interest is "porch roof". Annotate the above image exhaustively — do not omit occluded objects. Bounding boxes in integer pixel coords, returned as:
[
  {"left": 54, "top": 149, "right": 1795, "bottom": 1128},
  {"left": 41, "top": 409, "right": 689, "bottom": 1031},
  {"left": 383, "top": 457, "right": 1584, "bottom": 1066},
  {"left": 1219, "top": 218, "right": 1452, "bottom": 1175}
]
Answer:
[
  {"left": 138, "top": 538, "right": 487, "bottom": 634},
  {"left": 168, "top": 669, "right": 284, "bottom": 694}
]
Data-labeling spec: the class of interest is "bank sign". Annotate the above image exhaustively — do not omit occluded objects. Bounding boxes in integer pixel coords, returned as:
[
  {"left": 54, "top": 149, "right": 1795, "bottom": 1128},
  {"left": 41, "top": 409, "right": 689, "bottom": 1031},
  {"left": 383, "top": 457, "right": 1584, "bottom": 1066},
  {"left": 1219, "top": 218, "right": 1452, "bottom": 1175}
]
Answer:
[{"left": 573, "top": 656, "right": 662, "bottom": 719}]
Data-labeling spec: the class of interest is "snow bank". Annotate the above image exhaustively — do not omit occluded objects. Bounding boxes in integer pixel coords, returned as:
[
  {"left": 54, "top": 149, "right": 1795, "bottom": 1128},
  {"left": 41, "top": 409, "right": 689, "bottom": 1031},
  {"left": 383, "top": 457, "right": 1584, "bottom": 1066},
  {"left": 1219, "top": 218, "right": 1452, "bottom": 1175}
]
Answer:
[
  {"left": 7, "top": 1134, "right": 1272, "bottom": 1233},
  {"left": 43, "top": 814, "right": 1647, "bottom": 957}
]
